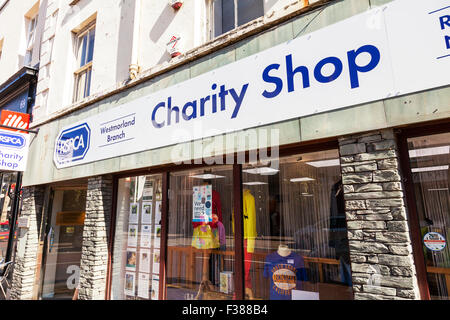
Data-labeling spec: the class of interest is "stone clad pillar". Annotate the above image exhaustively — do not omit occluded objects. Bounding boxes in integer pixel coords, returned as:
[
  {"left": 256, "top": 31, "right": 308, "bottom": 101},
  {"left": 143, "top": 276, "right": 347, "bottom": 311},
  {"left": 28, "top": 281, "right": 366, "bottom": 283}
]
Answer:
[
  {"left": 338, "top": 129, "right": 420, "bottom": 300},
  {"left": 78, "top": 175, "right": 113, "bottom": 300},
  {"left": 10, "top": 186, "right": 45, "bottom": 300}
]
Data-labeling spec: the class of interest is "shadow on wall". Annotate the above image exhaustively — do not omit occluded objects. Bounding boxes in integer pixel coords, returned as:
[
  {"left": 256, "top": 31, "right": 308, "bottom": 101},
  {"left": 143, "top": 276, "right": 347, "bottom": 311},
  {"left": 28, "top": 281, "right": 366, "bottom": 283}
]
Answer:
[
  {"left": 264, "top": 0, "right": 280, "bottom": 12},
  {"left": 116, "top": 0, "right": 135, "bottom": 82},
  {"left": 149, "top": 4, "right": 176, "bottom": 43},
  {"left": 60, "top": 0, "right": 90, "bottom": 27},
  {"left": 17, "top": 55, "right": 24, "bottom": 70}
]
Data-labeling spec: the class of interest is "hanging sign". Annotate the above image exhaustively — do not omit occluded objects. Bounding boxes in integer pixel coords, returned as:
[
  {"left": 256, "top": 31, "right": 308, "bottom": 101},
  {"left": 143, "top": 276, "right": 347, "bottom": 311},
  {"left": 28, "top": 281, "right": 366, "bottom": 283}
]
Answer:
[
  {"left": 423, "top": 232, "right": 446, "bottom": 252},
  {"left": 0, "top": 128, "right": 30, "bottom": 172},
  {"left": 192, "top": 185, "right": 212, "bottom": 223},
  {"left": 53, "top": 0, "right": 450, "bottom": 169}
]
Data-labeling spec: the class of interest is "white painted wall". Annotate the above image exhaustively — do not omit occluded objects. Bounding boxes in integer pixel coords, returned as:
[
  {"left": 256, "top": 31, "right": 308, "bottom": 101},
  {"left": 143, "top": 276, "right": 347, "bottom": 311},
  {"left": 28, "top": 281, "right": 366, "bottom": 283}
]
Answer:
[
  {"left": 27, "top": 0, "right": 306, "bottom": 122},
  {"left": 0, "top": 0, "right": 44, "bottom": 84}
]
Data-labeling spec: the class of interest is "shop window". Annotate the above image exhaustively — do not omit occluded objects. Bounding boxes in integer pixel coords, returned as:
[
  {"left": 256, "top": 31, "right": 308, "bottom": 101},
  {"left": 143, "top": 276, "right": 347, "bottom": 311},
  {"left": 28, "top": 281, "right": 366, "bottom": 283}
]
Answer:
[
  {"left": 73, "top": 22, "right": 95, "bottom": 102},
  {"left": 211, "top": 0, "right": 264, "bottom": 38},
  {"left": 241, "top": 149, "right": 353, "bottom": 300},
  {"left": 166, "top": 166, "right": 235, "bottom": 300},
  {"left": 0, "top": 173, "right": 18, "bottom": 259},
  {"left": 111, "top": 175, "right": 164, "bottom": 300},
  {"left": 407, "top": 132, "right": 450, "bottom": 300}
]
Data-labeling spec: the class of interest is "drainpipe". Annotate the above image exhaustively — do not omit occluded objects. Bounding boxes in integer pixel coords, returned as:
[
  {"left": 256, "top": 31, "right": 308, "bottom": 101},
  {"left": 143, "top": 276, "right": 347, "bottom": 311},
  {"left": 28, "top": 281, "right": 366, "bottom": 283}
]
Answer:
[{"left": 129, "top": 0, "right": 142, "bottom": 80}]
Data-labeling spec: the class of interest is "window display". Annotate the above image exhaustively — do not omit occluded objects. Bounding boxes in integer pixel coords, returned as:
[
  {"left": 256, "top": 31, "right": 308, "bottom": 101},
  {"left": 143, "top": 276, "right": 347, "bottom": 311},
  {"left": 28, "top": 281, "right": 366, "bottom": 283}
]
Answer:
[
  {"left": 242, "top": 149, "right": 353, "bottom": 300},
  {"left": 111, "top": 174, "right": 163, "bottom": 300},
  {"left": 407, "top": 132, "right": 450, "bottom": 300},
  {"left": 166, "top": 166, "right": 234, "bottom": 300}
]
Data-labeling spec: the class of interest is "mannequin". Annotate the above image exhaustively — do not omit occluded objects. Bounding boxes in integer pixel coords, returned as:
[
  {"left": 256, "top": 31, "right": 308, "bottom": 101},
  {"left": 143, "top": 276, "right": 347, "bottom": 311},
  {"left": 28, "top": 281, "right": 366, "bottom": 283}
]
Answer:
[
  {"left": 191, "top": 181, "right": 222, "bottom": 290},
  {"left": 264, "top": 244, "right": 308, "bottom": 300},
  {"left": 277, "top": 244, "right": 291, "bottom": 257}
]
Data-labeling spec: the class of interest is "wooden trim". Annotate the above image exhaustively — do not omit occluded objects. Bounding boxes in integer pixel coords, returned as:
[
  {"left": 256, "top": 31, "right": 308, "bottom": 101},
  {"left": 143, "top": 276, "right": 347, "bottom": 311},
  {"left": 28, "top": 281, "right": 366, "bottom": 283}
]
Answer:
[
  {"left": 159, "top": 172, "right": 169, "bottom": 300},
  {"left": 233, "top": 164, "right": 244, "bottom": 300},
  {"left": 71, "top": 12, "right": 97, "bottom": 34},
  {"left": 396, "top": 131, "right": 431, "bottom": 300},
  {"left": 105, "top": 175, "right": 119, "bottom": 300},
  {"left": 74, "top": 62, "right": 92, "bottom": 76}
]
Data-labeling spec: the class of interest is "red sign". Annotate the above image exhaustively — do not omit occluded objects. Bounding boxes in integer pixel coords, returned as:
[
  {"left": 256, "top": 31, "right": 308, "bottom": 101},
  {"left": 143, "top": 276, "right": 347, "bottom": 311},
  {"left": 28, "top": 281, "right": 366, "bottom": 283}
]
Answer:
[{"left": 0, "top": 110, "right": 30, "bottom": 133}]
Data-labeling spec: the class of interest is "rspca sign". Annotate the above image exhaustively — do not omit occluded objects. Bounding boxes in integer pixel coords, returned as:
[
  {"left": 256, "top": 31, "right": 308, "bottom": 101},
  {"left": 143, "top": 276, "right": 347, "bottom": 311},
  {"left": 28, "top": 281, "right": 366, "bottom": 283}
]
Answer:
[
  {"left": 0, "top": 129, "right": 30, "bottom": 172},
  {"left": 53, "top": 0, "right": 450, "bottom": 169},
  {"left": 54, "top": 123, "right": 91, "bottom": 166}
]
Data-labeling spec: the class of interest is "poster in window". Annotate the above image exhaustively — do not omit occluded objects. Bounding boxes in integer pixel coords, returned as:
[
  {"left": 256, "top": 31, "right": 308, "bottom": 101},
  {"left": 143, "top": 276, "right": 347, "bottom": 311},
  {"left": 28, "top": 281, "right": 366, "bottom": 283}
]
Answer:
[
  {"left": 126, "top": 247, "right": 137, "bottom": 271},
  {"left": 128, "top": 224, "right": 138, "bottom": 247},
  {"left": 140, "top": 224, "right": 152, "bottom": 248},
  {"left": 137, "top": 273, "right": 150, "bottom": 299},
  {"left": 151, "top": 275, "right": 159, "bottom": 300},
  {"left": 143, "top": 179, "right": 154, "bottom": 202},
  {"left": 141, "top": 202, "right": 152, "bottom": 224},
  {"left": 192, "top": 185, "right": 212, "bottom": 223},
  {"left": 124, "top": 272, "right": 136, "bottom": 297},
  {"left": 139, "top": 249, "right": 151, "bottom": 273},
  {"left": 154, "top": 225, "right": 161, "bottom": 249},
  {"left": 129, "top": 203, "right": 139, "bottom": 224},
  {"left": 153, "top": 249, "right": 160, "bottom": 275},
  {"left": 155, "top": 201, "right": 162, "bottom": 225}
]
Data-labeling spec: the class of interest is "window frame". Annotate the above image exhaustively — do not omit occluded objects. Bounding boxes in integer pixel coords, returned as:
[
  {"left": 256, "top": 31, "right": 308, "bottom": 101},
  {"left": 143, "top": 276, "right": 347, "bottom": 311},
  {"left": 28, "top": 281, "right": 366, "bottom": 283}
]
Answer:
[
  {"left": 24, "top": 15, "right": 37, "bottom": 66},
  {"left": 73, "top": 21, "right": 96, "bottom": 103},
  {"left": 209, "top": 0, "right": 265, "bottom": 39}
]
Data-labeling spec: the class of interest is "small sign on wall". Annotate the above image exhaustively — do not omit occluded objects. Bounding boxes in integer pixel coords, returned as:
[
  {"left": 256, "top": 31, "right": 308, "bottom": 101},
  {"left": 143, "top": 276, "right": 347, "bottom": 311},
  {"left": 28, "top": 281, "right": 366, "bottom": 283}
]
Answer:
[
  {"left": 167, "top": 35, "right": 182, "bottom": 58},
  {"left": 423, "top": 232, "right": 446, "bottom": 252},
  {"left": 17, "top": 216, "right": 29, "bottom": 229}
]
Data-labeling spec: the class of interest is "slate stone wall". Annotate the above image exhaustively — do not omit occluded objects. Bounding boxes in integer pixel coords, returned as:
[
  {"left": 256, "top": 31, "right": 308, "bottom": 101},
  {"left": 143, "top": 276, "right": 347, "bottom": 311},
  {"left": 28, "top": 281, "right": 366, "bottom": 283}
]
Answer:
[{"left": 339, "top": 129, "right": 420, "bottom": 300}]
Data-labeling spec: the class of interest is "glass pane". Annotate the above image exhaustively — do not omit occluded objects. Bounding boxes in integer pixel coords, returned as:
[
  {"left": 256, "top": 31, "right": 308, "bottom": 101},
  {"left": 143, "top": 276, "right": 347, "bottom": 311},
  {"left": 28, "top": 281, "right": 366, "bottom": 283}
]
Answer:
[
  {"left": 408, "top": 132, "right": 450, "bottom": 300},
  {"left": 111, "top": 175, "right": 163, "bottom": 300},
  {"left": 75, "top": 71, "right": 86, "bottom": 102},
  {"left": 79, "top": 34, "right": 87, "bottom": 67},
  {"left": 166, "top": 166, "right": 235, "bottom": 300},
  {"left": 221, "top": 0, "right": 235, "bottom": 35},
  {"left": 242, "top": 150, "right": 353, "bottom": 300},
  {"left": 84, "top": 68, "right": 92, "bottom": 98},
  {"left": 237, "top": 0, "right": 264, "bottom": 26},
  {"left": 0, "top": 173, "right": 18, "bottom": 260},
  {"left": 41, "top": 189, "right": 86, "bottom": 300},
  {"left": 87, "top": 29, "right": 95, "bottom": 63}
]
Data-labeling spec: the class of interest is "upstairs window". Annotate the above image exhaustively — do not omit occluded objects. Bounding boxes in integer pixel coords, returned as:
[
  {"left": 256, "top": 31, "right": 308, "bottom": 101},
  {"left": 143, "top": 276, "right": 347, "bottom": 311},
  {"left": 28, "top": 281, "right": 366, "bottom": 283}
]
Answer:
[
  {"left": 212, "top": 0, "right": 264, "bottom": 38},
  {"left": 73, "top": 22, "right": 95, "bottom": 102},
  {"left": 24, "top": 15, "right": 37, "bottom": 66}
]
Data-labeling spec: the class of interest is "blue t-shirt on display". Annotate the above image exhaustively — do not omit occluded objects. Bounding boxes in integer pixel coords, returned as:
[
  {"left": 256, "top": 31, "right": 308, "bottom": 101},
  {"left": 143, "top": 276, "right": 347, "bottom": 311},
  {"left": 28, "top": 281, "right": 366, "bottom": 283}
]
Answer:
[{"left": 263, "top": 251, "right": 308, "bottom": 300}]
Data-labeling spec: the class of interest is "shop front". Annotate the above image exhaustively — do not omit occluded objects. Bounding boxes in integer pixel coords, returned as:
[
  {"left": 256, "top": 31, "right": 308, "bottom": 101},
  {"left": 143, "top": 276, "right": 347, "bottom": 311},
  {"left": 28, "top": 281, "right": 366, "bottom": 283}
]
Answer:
[
  {"left": 9, "top": 0, "right": 450, "bottom": 300},
  {"left": 107, "top": 145, "right": 355, "bottom": 301}
]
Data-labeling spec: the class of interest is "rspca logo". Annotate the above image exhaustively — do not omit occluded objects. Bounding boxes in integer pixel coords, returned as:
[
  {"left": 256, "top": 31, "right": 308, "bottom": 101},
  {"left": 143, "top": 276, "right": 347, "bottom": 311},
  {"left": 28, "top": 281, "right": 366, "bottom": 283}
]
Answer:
[
  {"left": 0, "top": 132, "right": 26, "bottom": 149},
  {"left": 54, "top": 123, "right": 91, "bottom": 166}
]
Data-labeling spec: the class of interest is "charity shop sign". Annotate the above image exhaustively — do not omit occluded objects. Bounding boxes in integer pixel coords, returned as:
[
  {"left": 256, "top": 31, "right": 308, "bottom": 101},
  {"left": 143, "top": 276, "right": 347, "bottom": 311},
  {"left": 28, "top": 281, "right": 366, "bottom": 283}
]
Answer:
[
  {"left": 54, "top": 0, "right": 450, "bottom": 169},
  {"left": 0, "top": 110, "right": 31, "bottom": 172}
]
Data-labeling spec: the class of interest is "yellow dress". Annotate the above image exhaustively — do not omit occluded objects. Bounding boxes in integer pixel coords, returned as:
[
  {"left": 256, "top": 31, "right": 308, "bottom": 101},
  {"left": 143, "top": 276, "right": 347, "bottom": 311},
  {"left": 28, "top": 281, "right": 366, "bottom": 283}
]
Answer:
[
  {"left": 232, "top": 189, "right": 257, "bottom": 253},
  {"left": 192, "top": 224, "right": 220, "bottom": 249}
]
